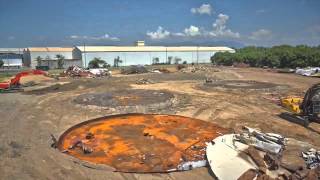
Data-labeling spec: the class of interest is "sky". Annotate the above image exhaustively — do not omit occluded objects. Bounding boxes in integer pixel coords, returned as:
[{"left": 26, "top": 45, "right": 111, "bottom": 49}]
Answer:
[{"left": 0, "top": 0, "right": 319, "bottom": 47}]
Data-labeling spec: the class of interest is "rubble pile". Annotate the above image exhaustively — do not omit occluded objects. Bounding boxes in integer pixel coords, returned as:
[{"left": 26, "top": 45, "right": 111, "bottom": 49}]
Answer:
[
  {"left": 295, "top": 67, "right": 320, "bottom": 77},
  {"left": 179, "top": 66, "right": 220, "bottom": 73},
  {"left": 207, "top": 126, "right": 320, "bottom": 179},
  {"left": 88, "top": 68, "right": 111, "bottom": 77},
  {"left": 64, "top": 66, "right": 111, "bottom": 78},
  {"left": 135, "top": 78, "right": 155, "bottom": 85},
  {"left": 302, "top": 148, "right": 320, "bottom": 169},
  {"left": 64, "top": 65, "right": 91, "bottom": 77},
  {"left": 121, "top": 65, "right": 148, "bottom": 75},
  {"left": 151, "top": 68, "right": 170, "bottom": 73}
]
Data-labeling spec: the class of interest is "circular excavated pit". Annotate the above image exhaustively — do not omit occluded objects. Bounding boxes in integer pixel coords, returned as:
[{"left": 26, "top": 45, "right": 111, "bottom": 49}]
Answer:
[
  {"left": 57, "top": 114, "right": 228, "bottom": 173},
  {"left": 200, "top": 80, "right": 284, "bottom": 91},
  {"left": 74, "top": 90, "right": 174, "bottom": 111}
]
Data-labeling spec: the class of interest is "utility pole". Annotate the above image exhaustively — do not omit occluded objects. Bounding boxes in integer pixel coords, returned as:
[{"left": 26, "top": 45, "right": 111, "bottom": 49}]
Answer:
[
  {"left": 84, "top": 42, "right": 87, "bottom": 68},
  {"left": 197, "top": 46, "right": 199, "bottom": 65},
  {"left": 165, "top": 47, "right": 168, "bottom": 64},
  {"left": 7, "top": 50, "right": 10, "bottom": 71}
]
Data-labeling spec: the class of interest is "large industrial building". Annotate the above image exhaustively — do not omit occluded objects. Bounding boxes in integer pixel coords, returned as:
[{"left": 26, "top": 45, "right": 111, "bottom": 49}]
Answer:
[
  {"left": 77, "top": 41, "right": 235, "bottom": 67},
  {"left": 13, "top": 41, "right": 235, "bottom": 69},
  {"left": 0, "top": 48, "right": 24, "bottom": 69},
  {"left": 23, "top": 47, "right": 82, "bottom": 69}
]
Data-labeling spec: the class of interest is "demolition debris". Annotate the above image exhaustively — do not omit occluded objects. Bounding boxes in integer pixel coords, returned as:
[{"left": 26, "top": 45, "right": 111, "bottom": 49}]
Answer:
[{"left": 64, "top": 65, "right": 111, "bottom": 78}]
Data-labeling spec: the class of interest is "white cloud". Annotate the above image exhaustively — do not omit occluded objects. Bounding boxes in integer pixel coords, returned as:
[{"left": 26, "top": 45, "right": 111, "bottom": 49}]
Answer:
[
  {"left": 191, "top": 4, "right": 213, "bottom": 15},
  {"left": 148, "top": 14, "right": 239, "bottom": 40},
  {"left": 69, "top": 34, "right": 119, "bottom": 41},
  {"left": 249, "top": 29, "right": 272, "bottom": 40},
  {"left": 146, "top": 26, "right": 171, "bottom": 40},
  {"left": 172, "top": 32, "right": 186, "bottom": 37},
  {"left": 207, "top": 14, "right": 240, "bottom": 38},
  {"left": 70, "top": 35, "right": 79, "bottom": 39},
  {"left": 184, "top": 25, "right": 201, "bottom": 36}
]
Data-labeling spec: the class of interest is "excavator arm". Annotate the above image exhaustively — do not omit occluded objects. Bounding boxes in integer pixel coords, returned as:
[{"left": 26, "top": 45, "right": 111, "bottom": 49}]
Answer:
[{"left": 0, "top": 70, "right": 47, "bottom": 91}]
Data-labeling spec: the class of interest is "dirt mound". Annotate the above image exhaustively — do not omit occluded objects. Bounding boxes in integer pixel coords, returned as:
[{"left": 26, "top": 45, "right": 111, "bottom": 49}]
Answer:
[{"left": 19, "top": 74, "right": 53, "bottom": 86}]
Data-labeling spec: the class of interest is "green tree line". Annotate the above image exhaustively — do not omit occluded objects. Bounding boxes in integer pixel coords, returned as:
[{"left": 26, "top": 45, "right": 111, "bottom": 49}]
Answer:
[{"left": 211, "top": 45, "right": 320, "bottom": 68}]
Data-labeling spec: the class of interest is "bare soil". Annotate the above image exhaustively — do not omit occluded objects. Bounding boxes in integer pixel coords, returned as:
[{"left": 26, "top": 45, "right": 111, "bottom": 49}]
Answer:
[{"left": 1, "top": 67, "right": 320, "bottom": 180}]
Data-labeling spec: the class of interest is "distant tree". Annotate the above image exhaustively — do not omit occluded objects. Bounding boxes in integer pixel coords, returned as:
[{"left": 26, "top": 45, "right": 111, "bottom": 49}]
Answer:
[
  {"left": 56, "top": 54, "right": 65, "bottom": 69},
  {"left": 36, "top": 56, "right": 43, "bottom": 66},
  {"left": 0, "top": 59, "right": 3, "bottom": 68},
  {"left": 182, "top": 61, "right": 187, "bottom": 64},
  {"left": 211, "top": 45, "right": 320, "bottom": 68},
  {"left": 113, "top": 56, "right": 123, "bottom": 67},
  {"left": 89, "top": 57, "right": 109, "bottom": 68},
  {"left": 174, "top": 57, "right": 182, "bottom": 64},
  {"left": 103, "top": 63, "right": 111, "bottom": 68},
  {"left": 152, "top": 57, "right": 160, "bottom": 65}
]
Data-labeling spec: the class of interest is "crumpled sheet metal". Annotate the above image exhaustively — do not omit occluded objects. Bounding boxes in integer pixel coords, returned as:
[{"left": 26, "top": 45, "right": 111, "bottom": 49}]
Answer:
[
  {"left": 206, "top": 128, "right": 286, "bottom": 180},
  {"left": 206, "top": 134, "right": 259, "bottom": 180},
  {"left": 236, "top": 126, "right": 286, "bottom": 154},
  {"left": 57, "top": 114, "right": 229, "bottom": 173},
  {"left": 302, "top": 148, "right": 320, "bottom": 169}
]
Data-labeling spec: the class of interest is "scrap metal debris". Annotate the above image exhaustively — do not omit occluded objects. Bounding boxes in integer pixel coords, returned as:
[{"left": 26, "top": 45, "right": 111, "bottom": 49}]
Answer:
[
  {"left": 236, "top": 126, "right": 286, "bottom": 154},
  {"left": 50, "top": 134, "right": 58, "bottom": 148},
  {"left": 302, "top": 148, "right": 320, "bottom": 169},
  {"left": 64, "top": 65, "right": 91, "bottom": 77},
  {"left": 89, "top": 68, "right": 111, "bottom": 77},
  {"left": 206, "top": 134, "right": 259, "bottom": 180},
  {"left": 135, "top": 78, "right": 155, "bottom": 85},
  {"left": 179, "top": 66, "right": 220, "bottom": 73},
  {"left": 264, "top": 153, "right": 280, "bottom": 170},
  {"left": 64, "top": 65, "right": 111, "bottom": 78},
  {"left": 207, "top": 127, "right": 320, "bottom": 179},
  {"left": 176, "top": 160, "right": 207, "bottom": 171},
  {"left": 68, "top": 140, "right": 93, "bottom": 154},
  {"left": 295, "top": 67, "right": 320, "bottom": 77},
  {"left": 206, "top": 127, "right": 287, "bottom": 179},
  {"left": 151, "top": 68, "right": 170, "bottom": 73}
]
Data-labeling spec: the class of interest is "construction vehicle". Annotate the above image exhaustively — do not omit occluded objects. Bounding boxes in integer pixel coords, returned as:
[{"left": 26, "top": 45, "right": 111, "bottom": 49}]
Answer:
[
  {"left": 0, "top": 70, "right": 47, "bottom": 93},
  {"left": 280, "top": 83, "right": 320, "bottom": 126}
]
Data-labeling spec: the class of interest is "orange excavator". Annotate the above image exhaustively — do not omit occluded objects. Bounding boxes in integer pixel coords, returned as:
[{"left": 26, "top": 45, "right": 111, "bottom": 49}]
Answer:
[{"left": 0, "top": 70, "right": 47, "bottom": 93}]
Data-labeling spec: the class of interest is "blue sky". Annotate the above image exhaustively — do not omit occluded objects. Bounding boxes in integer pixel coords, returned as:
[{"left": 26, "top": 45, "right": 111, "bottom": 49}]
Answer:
[{"left": 0, "top": 0, "right": 319, "bottom": 47}]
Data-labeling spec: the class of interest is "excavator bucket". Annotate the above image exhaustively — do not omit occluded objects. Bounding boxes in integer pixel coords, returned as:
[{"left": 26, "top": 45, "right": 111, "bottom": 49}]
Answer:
[{"left": 280, "top": 97, "right": 303, "bottom": 114}]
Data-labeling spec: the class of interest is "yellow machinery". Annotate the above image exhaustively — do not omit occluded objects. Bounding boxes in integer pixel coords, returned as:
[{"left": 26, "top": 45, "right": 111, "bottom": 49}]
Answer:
[
  {"left": 280, "top": 83, "right": 320, "bottom": 127},
  {"left": 281, "top": 97, "right": 303, "bottom": 114}
]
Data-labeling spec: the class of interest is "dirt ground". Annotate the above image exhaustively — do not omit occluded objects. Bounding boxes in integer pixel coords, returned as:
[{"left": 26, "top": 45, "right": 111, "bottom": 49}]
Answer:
[{"left": 1, "top": 67, "right": 320, "bottom": 180}]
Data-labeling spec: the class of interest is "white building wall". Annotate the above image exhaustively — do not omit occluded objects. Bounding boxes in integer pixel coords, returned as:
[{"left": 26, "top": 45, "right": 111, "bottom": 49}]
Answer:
[
  {"left": 29, "top": 51, "right": 73, "bottom": 68},
  {"left": 82, "top": 51, "right": 216, "bottom": 67}
]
